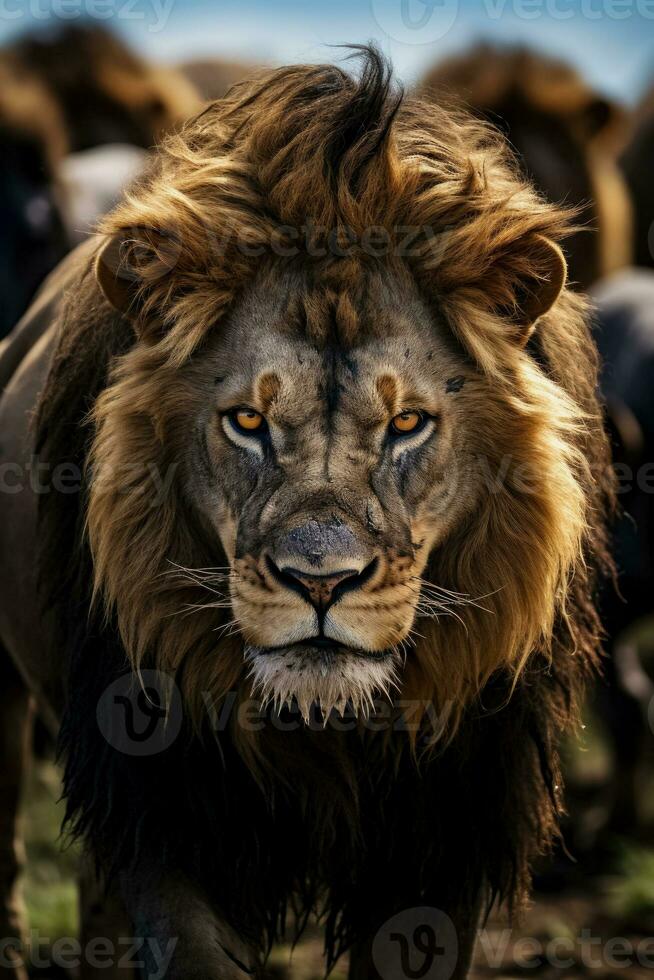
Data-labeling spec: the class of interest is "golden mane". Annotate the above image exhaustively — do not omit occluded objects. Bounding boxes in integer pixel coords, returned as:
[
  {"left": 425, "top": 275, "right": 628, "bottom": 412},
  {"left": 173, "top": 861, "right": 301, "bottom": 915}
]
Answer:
[{"left": 82, "top": 50, "right": 611, "bottom": 743}]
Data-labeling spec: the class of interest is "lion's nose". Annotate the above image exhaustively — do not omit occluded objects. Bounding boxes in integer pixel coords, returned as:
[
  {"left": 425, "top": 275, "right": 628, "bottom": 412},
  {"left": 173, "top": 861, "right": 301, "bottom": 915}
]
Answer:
[
  {"left": 266, "top": 558, "right": 378, "bottom": 611},
  {"left": 285, "top": 566, "right": 357, "bottom": 608}
]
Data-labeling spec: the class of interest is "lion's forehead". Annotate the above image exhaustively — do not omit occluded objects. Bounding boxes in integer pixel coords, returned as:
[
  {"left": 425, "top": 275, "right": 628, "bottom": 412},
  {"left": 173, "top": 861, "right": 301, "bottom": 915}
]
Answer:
[
  {"left": 210, "top": 333, "right": 460, "bottom": 434},
  {"left": 209, "top": 260, "right": 456, "bottom": 379},
  {"left": 205, "top": 275, "right": 466, "bottom": 425}
]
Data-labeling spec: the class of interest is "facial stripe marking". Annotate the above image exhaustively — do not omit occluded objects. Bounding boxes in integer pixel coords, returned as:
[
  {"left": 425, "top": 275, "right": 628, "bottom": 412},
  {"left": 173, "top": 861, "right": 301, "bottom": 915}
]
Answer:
[
  {"left": 376, "top": 374, "right": 398, "bottom": 415},
  {"left": 196, "top": 424, "right": 215, "bottom": 482},
  {"left": 257, "top": 372, "right": 281, "bottom": 413}
]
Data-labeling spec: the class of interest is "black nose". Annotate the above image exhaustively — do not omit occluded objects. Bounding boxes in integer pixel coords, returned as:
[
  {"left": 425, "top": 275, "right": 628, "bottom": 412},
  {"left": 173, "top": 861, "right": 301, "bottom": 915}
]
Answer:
[{"left": 266, "top": 556, "right": 378, "bottom": 612}]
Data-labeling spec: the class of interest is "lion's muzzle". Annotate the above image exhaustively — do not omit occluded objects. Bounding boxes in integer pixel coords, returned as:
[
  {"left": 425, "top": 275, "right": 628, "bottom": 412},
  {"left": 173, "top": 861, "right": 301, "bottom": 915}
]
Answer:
[
  {"left": 234, "top": 516, "right": 404, "bottom": 715},
  {"left": 230, "top": 502, "right": 419, "bottom": 716}
]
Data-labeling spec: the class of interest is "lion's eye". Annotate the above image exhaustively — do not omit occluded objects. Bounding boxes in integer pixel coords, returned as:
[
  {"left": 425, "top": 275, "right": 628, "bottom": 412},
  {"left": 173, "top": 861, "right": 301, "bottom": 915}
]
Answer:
[
  {"left": 229, "top": 408, "right": 266, "bottom": 434},
  {"left": 390, "top": 410, "right": 425, "bottom": 436}
]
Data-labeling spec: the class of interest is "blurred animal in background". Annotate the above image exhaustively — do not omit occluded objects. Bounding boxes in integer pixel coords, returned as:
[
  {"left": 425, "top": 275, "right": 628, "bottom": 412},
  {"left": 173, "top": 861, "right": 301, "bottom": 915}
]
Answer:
[
  {"left": 0, "top": 25, "right": 201, "bottom": 339},
  {"left": 620, "top": 86, "right": 654, "bottom": 269},
  {"left": 590, "top": 270, "right": 654, "bottom": 838},
  {"left": 4, "top": 24, "right": 199, "bottom": 152},
  {"left": 180, "top": 57, "right": 257, "bottom": 101},
  {"left": 421, "top": 44, "right": 632, "bottom": 289},
  {"left": 0, "top": 60, "right": 69, "bottom": 339}
]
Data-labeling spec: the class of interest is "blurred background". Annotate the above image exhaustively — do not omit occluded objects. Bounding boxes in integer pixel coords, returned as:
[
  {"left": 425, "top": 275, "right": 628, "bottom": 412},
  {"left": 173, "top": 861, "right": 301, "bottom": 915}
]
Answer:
[{"left": 1, "top": 0, "right": 654, "bottom": 977}]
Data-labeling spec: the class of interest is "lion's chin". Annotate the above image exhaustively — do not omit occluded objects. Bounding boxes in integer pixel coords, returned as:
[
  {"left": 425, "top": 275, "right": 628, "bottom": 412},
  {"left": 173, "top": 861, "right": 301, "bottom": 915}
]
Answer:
[{"left": 244, "top": 642, "right": 399, "bottom": 721}]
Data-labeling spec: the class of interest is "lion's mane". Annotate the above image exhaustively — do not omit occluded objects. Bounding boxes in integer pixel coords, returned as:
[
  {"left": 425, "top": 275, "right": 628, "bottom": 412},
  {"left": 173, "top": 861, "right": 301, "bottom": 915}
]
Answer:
[{"left": 36, "top": 48, "right": 612, "bottom": 963}]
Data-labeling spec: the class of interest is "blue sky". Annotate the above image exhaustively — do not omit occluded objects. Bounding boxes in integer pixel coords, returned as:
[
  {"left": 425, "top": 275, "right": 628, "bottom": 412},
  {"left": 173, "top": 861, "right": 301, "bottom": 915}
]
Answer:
[{"left": 1, "top": 0, "right": 652, "bottom": 102}]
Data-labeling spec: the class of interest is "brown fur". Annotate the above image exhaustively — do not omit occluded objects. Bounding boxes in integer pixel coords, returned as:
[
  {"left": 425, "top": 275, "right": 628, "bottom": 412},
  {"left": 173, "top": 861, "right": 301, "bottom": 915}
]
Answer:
[
  {"left": 620, "top": 84, "right": 654, "bottom": 268},
  {"left": 180, "top": 58, "right": 259, "bottom": 102}
]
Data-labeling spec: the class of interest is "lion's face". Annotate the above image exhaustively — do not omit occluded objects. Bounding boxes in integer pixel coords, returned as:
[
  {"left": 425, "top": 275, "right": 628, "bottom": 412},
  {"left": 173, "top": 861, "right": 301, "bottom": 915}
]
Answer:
[
  {"left": 177, "top": 264, "right": 479, "bottom": 713},
  {"left": 87, "top": 52, "right": 598, "bottom": 736}
]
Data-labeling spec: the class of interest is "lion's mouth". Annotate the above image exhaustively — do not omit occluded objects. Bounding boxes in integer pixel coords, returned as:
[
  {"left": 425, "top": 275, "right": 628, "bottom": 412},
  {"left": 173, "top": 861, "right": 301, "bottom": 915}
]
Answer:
[{"left": 251, "top": 637, "right": 394, "bottom": 663}]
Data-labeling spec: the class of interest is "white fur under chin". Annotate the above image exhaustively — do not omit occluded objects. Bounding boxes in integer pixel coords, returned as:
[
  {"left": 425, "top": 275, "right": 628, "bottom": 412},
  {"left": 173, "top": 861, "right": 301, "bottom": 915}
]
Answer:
[{"left": 244, "top": 645, "right": 401, "bottom": 722}]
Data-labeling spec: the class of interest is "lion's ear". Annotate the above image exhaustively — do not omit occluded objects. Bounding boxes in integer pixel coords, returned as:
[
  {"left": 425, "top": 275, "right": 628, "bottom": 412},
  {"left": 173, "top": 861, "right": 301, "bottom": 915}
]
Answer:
[
  {"left": 95, "top": 227, "right": 180, "bottom": 320},
  {"left": 514, "top": 235, "right": 567, "bottom": 345}
]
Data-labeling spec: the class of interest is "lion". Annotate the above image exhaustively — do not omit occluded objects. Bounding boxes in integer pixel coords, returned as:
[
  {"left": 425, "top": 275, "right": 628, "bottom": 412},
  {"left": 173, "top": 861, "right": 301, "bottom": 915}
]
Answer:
[
  {"left": 421, "top": 44, "right": 633, "bottom": 290},
  {"left": 0, "top": 48, "right": 611, "bottom": 979}
]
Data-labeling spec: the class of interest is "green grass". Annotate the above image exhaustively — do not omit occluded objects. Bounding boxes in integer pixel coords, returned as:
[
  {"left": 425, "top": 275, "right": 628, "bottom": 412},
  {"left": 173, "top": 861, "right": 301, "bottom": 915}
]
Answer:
[
  {"left": 21, "top": 759, "right": 79, "bottom": 941},
  {"left": 19, "top": 759, "right": 348, "bottom": 978},
  {"left": 608, "top": 844, "right": 654, "bottom": 926}
]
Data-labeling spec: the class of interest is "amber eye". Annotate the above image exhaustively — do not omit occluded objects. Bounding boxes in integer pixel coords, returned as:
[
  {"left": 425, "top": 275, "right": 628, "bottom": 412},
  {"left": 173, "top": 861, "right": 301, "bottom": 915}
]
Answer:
[
  {"left": 390, "top": 410, "right": 425, "bottom": 436},
  {"left": 230, "top": 408, "right": 266, "bottom": 433}
]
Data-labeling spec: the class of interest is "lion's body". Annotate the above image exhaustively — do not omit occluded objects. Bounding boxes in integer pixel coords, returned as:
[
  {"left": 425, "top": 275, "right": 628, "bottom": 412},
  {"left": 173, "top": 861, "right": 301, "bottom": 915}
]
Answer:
[
  {"left": 0, "top": 251, "right": 73, "bottom": 706},
  {"left": 0, "top": 50, "right": 611, "bottom": 979}
]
